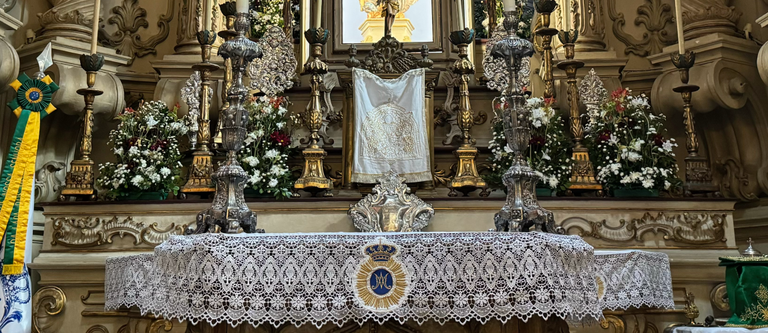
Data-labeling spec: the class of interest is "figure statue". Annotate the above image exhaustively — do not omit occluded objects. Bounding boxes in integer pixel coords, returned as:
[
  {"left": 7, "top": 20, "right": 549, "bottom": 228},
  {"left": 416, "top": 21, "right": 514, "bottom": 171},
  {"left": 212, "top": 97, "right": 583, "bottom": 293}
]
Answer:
[
  {"left": 359, "top": 0, "right": 419, "bottom": 38},
  {"left": 379, "top": 0, "right": 399, "bottom": 37}
]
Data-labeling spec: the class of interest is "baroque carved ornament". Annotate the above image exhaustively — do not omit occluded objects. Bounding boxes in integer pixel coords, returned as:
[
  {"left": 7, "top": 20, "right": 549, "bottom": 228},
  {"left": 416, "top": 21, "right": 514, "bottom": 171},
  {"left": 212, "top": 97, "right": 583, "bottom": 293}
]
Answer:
[
  {"left": 564, "top": 212, "right": 727, "bottom": 245},
  {"left": 51, "top": 216, "right": 187, "bottom": 248},
  {"left": 248, "top": 25, "right": 297, "bottom": 97},
  {"left": 607, "top": 0, "right": 676, "bottom": 56},
  {"left": 348, "top": 171, "right": 434, "bottom": 232},
  {"left": 100, "top": 0, "right": 175, "bottom": 65}
]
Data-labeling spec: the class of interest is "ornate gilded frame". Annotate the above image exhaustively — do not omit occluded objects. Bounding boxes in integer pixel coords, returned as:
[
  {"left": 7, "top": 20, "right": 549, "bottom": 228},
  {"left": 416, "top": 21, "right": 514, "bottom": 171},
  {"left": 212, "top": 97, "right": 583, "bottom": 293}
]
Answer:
[
  {"left": 337, "top": 38, "right": 438, "bottom": 190},
  {"left": 330, "top": 0, "right": 446, "bottom": 55}
]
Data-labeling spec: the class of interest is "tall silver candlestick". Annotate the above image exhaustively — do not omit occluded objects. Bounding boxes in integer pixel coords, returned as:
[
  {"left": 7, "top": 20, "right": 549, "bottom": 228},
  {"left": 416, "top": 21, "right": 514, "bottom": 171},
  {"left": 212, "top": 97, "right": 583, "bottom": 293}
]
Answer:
[
  {"left": 491, "top": 11, "right": 562, "bottom": 234},
  {"left": 187, "top": 12, "right": 263, "bottom": 234}
]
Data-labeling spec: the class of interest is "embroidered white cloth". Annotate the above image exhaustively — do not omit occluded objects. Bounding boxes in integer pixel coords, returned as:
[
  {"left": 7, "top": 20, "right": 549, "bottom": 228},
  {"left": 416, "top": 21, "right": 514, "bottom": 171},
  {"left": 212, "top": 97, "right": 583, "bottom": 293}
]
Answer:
[
  {"left": 351, "top": 68, "right": 430, "bottom": 183},
  {"left": 594, "top": 250, "right": 675, "bottom": 311},
  {"left": 105, "top": 232, "right": 603, "bottom": 327}
]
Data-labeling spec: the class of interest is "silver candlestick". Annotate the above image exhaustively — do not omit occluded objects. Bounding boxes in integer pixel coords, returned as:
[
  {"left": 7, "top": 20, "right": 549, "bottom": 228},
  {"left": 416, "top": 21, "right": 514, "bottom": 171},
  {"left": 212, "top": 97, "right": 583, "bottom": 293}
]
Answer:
[
  {"left": 490, "top": 11, "right": 562, "bottom": 234},
  {"left": 187, "top": 12, "right": 263, "bottom": 234}
]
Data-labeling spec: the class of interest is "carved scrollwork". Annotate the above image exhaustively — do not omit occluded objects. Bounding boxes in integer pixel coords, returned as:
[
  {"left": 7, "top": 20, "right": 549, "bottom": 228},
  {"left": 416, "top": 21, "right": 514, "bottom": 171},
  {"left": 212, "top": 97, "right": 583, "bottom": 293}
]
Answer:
[
  {"left": 607, "top": 0, "right": 676, "bottom": 56},
  {"left": 248, "top": 25, "right": 297, "bottom": 97},
  {"left": 719, "top": 158, "right": 758, "bottom": 201},
  {"left": 51, "top": 216, "right": 187, "bottom": 248},
  {"left": 361, "top": 36, "right": 428, "bottom": 74},
  {"left": 348, "top": 171, "right": 434, "bottom": 232},
  {"left": 564, "top": 212, "right": 728, "bottom": 245},
  {"left": 600, "top": 315, "right": 626, "bottom": 333},
  {"left": 33, "top": 286, "right": 66, "bottom": 333},
  {"left": 35, "top": 161, "right": 66, "bottom": 203},
  {"left": 100, "top": 0, "right": 175, "bottom": 65}
]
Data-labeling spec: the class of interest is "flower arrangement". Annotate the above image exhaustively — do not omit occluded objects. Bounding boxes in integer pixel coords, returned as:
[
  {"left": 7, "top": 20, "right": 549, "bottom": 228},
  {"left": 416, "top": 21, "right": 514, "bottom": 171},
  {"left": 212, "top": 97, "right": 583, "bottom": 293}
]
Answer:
[
  {"left": 486, "top": 97, "right": 572, "bottom": 193},
  {"left": 250, "top": 0, "right": 285, "bottom": 39},
  {"left": 239, "top": 96, "right": 295, "bottom": 199},
  {"left": 97, "top": 101, "right": 187, "bottom": 200},
  {"left": 587, "top": 88, "right": 682, "bottom": 194}
]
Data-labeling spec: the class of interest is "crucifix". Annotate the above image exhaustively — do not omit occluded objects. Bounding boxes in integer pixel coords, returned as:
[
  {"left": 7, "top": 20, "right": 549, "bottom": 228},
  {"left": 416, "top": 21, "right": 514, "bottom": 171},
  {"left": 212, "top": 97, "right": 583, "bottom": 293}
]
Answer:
[{"left": 378, "top": 0, "right": 399, "bottom": 37}]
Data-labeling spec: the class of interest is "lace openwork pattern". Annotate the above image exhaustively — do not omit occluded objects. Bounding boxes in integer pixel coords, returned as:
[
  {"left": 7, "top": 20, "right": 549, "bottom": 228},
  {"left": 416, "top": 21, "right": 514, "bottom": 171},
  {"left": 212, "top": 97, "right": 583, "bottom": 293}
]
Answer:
[
  {"left": 106, "top": 232, "right": 608, "bottom": 328},
  {"left": 594, "top": 250, "right": 675, "bottom": 311}
]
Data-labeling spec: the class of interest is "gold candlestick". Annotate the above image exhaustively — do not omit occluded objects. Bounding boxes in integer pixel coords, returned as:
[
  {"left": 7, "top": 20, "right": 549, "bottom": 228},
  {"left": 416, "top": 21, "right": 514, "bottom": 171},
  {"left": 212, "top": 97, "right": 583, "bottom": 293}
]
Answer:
[
  {"left": 60, "top": 54, "right": 104, "bottom": 201},
  {"left": 293, "top": 27, "right": 333, "bottom": 197},
  {"left": 213, "top": 1, "right": 237, "bottom": 148},
  {"left": 180, "top": 30, "right": 220, "bottom": 198},
  {"left": 448, "top": 28, "right": 488, "bottom": 197},
  {"left": 557, "top": 30, "right": 603, "bottom": 195},
  {"left": 534, "top": 0, "right": 558, "bottom": 99},
  {"left": 671, "top": 51, "right": 720, "bottom": 197}
]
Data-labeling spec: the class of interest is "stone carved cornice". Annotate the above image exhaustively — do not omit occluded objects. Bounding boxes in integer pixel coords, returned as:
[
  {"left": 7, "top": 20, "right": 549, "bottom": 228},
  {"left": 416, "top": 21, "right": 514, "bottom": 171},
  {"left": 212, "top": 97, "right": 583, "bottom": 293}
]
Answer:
[
  {"left": 563, "top": 212, "right": 727, "bottom": 245},
  {"left": 51, "top": 216, "right": 186, "bottom": 248},
  {"left": 38, "top": 0, "right": 95, "bottom": 42},
  {"left": 101, "top": 0, "right": 175, "bottom": 65},
  {"left": 607, "top": 0, "right": 675, "bottom": 56},
  {"left": 681, "top": 0, "right": 741, "bottom": 39}
]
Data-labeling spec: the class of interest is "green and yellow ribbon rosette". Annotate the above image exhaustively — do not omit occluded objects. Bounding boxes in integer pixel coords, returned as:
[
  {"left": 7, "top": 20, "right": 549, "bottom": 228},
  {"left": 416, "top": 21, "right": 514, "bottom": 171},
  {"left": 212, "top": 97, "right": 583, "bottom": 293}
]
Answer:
[{"left": 0, "top": 72, "right": 58, "bottom": 275}]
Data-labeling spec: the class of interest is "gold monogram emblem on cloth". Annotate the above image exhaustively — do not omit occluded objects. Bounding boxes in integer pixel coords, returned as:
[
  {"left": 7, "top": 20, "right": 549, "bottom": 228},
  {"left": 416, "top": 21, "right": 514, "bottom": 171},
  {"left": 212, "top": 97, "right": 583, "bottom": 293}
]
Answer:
[{"left": 355, "top": 238, "right": 409, "bottom": 311}]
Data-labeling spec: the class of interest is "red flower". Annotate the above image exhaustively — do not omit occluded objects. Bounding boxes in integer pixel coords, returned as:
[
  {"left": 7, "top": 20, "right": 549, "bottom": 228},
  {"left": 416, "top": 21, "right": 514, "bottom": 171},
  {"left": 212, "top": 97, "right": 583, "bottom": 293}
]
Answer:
[
  {"left": 615, "top": 103, "right": 625, "bottom": 113},
  {"left": 123, "top": 107, "right": 135, "bottom": 115},
  {"left": 544, "top": 97, "right": 556, "bottom": 107},
  {"left": 127, "top": 137, "right": 139, "bottom": 147},
  {"left": 269, "top": 131, "right": 291, "bottom": 147},
  {"left": 597, "top": 130, "right": 611, "bottom": 143},
  {"left": 529, "top": 135, "right": 546, "bottom": 148},
  {"left": 270, "top": 96, "right": 286, "bottom": 109},
  {"left": 653, "top": 134, "right": 665, "bottom": 147},
  {"left": 610, "top": 88, "right": 629, "bottom": 101}
]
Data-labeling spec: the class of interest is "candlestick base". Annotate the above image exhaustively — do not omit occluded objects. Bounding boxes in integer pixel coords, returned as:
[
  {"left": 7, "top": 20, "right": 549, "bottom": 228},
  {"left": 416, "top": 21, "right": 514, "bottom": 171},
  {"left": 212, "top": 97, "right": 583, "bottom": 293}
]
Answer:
[
  {"left": 180, "top": 151, "right": 215, "bottom": 197},
  {"left": 566, "top": 148, "right": 603, "bottom": 195},
  {"left": 61, "top": 55, "right": 104, "bottom": 202},
  {"left": 294, "top": 147, "right": 334, "bottom": 197},
  {"left": 448, "top": 145, "right": 488, "bottom": 197}
]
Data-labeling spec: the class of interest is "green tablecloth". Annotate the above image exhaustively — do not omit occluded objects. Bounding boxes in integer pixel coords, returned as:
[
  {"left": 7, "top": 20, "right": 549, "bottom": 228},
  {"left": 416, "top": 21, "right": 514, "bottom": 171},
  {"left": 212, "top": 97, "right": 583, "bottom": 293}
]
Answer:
[{"left": 720, "top": 257, "right": 768, "bottom": 328}]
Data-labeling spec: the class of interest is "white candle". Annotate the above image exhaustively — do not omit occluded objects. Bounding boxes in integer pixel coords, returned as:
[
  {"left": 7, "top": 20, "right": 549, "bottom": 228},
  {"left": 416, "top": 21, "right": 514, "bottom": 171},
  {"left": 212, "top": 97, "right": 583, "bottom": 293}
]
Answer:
[
  {"left": 236, "top": 0, "right": 248, "bottom": 13},
  {"left": 674, "top": 0, "right": 685, "bottom": 54},
  {"left": 90, "top": 0, "right": 100, "bottom": 54},
  {"left": 563, "top": 0, "right": 571, "bottom": 31},
  {"left": 314, "top": 0, "right": 323, "bottom": 28},
  {"left": 457, "top": 0, "right": 466, "bottom": 30},
  {"left": 203, "top": 0, "right": 213, "bottom": 31},
  {"left": 502, "top": 0, "right": 516, "bottom": 11}
]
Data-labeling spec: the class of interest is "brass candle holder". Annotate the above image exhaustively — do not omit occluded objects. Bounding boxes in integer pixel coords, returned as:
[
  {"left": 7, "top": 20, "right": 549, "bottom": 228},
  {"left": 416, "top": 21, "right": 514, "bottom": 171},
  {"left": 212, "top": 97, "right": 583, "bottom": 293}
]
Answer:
[
  {"left": 213, "top": 1, "right": 237, "bottom": 148},
  {"left": 293, "top": 27, "right": 333, "bottom": 197},
  {"left": 534, "top": 0, "right": 558, "bottom": 99},
  {"left": 671, "top": 51, "right": 719, "bottom": 197},
  {"left": 180, "top": 30, "right": 220, "bottom": 198},
  {"left": 557, "top": 30, "right": 603, "bottom": 195},
  {"left": 448, "top": 28, "right": 488, "bottom": 197},
  {"left": 60, "top": 54, "right": 104, "bottom": 201}
]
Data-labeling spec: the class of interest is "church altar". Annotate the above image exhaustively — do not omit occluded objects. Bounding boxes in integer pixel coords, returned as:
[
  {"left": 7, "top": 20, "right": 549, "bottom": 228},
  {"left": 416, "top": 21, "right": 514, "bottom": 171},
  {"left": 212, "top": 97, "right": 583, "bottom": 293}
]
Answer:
[{"left": 103, "top": 232, "right": 672, "bottom": 330}]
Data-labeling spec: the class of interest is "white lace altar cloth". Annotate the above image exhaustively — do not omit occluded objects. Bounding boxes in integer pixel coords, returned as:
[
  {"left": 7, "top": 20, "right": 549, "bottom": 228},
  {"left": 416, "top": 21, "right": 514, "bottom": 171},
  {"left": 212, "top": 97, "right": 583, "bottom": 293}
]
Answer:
[
  {"left": 351, "top": 68, "right": 431, "bottom": 183},
  {"left": 105, "top": 232, "right": 603, "bottom": 327},
  {"left": 594, "top": 250, "right": 674, "bottom": 311}
]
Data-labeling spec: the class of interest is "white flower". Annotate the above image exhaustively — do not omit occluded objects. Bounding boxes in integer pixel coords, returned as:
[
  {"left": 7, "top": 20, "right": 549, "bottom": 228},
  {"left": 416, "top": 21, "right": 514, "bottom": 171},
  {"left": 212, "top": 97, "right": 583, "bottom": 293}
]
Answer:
[
  {"left": 145, "top": 116, "right": 158, "bottom": 129},
  {"left": 268, "top": 178, "right": 278, "bottom": 187},
  {"left": 608, "top": 134, "right": 619, "bottom": 146},
  {"left": 160, "top": 167, "right": 171, "bottom": 177},
  {"left": 278, "top": 107, "right": 287, "bottom": 116},
  {"left": 130, "top": 175, "right": 144, "bottom": 187},
  {"left": 542, "top": 152, "right": 551, "bottom": 161},
  {"left": 642, "top": 179, "right": 654, "bottom": 188},
  {"left": 664, "top": 181, "right": 671, "bottom": 190},
  {"left": 548, "top": 177, "right": 559, "bottom": 188},
  {"left": 114, "top": 147, "right": 123, "bottom": 155},
  {"left": 243, "top": 156, "right": 260, "bottom": 167},
  {"left": 630, "top": 139, "right": 645, "bottom": 151},
  {"left": 264, "top": 149, "right": 279, "bottom": 159},
  {"left": 276, "top": 122, "right": 285, "bottom": 129},
  {"left": 662, "top": 141, "right": 673, "bottom": 152},
  {"left": 128, "top": 146, "right": 140, "bottom": 156}
]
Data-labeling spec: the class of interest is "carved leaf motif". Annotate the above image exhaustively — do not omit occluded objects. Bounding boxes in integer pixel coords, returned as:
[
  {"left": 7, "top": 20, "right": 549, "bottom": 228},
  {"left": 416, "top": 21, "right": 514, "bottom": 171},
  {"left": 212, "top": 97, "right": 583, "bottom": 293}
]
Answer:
[
  {"left": 101, "top": 0, "right": 175, "bottom": 65},
  {"left": 607, "top": 0, "right": 675, "bottom": 56},
  {"left": 348, "top": 171, "right": 434, "bottom": 232},
  {"left": 52, "top": 216, "right": 186, "bottom": 248},
  {"left": 564, "top": 212, "right": 728, "bottom": 245},
  {"left": 362, "top": 36, "right": 421, "bottom": 74}
]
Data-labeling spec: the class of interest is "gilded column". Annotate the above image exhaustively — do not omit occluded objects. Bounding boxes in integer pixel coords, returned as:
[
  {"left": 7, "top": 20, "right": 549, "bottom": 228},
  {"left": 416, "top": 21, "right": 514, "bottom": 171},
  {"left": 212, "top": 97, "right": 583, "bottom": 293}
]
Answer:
[{"left": 535, "top": 0, "right": 558, "bottom": 99}]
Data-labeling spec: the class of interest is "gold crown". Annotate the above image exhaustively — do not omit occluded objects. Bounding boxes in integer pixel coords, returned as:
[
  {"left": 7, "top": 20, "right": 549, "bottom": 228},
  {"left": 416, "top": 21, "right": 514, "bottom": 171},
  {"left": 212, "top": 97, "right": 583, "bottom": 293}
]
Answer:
[{"left": 364, "top": 244, "right": 397, "bottom": 262}]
